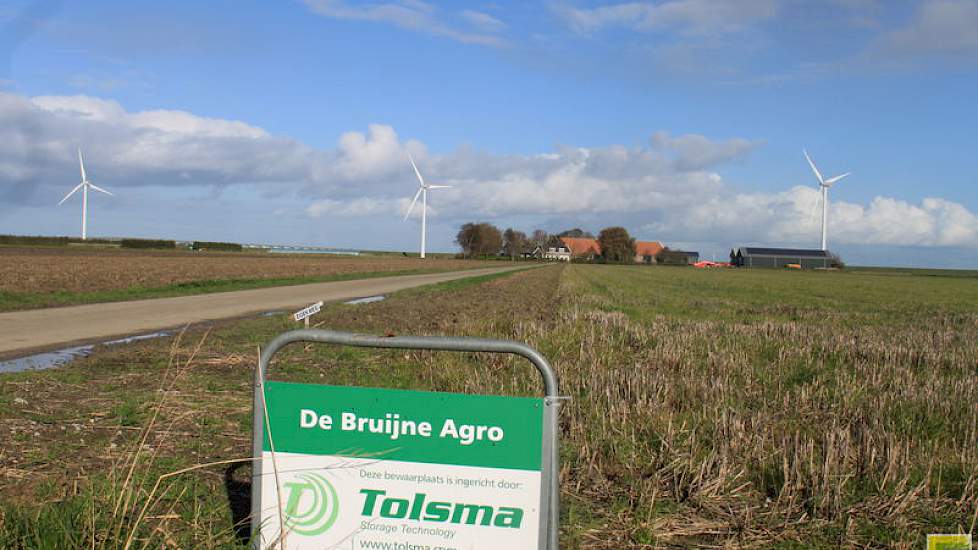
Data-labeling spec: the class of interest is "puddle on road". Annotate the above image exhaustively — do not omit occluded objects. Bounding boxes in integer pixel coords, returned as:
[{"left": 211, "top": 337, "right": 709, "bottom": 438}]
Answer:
[
  {"left": 344, "top": 295, "right": 386, "bottom": 305},
  {"left": 0, "top": 331, "right": 172, "bottom": 374},
  {"left": 3, "top": 298, "right": 385, "bottom": 375},
  {"left": 0, "top": 345, "right": 95, "bottom": 374},
  {"left": 103, "top": 331, "right": 171, "bottom": 346}
]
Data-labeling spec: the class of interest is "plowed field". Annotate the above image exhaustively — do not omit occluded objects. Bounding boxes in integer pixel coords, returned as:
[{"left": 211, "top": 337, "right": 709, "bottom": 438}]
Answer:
[{"left": 0, "top": 247, "right": 490, "bottom": 294}]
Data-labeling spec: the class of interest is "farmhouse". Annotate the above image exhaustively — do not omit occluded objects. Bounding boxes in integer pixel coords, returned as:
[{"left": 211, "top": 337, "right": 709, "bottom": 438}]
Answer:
[
  {"left": 560, "top": 237, "right": 601, "bottom": 260},
  {"left": 635, "top": 241, "right": 664, "bottom": 263},
  {"left": 539, "top": 243, "right": 571, "bottom": 261},
  {"left": 730, "top": 247, "right": 840, "bottom": 269},
  {"left": 559, "top": 237, "right": 667, "bottom": 264}
]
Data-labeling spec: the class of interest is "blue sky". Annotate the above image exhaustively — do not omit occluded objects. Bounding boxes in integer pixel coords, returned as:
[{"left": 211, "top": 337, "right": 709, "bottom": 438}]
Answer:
[{"left": 1, "top": 0, "right": 977, "bottom": 267}]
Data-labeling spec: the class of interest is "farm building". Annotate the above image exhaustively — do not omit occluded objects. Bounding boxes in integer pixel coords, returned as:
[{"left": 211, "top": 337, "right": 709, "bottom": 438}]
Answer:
[
  {"left": 730, "top": 247, "right": 841, "bottom": 269},
  {"left": 538, "top": 243, "right": 571, "bottom": 261},
  {"left": 678, "top": 251, "right": 700, "bottom": 264},
  {"left": 560, "top": 237, "right": 602, "bottom": 260},
  {"left": 656, "top": 249, "right": 700, "bottom": 265},
  {"left": 635, "top": 241, "right": 665, "bottom": 263},
  {"left": 560, "top": 237, "right": 666, "bottom": 263}
]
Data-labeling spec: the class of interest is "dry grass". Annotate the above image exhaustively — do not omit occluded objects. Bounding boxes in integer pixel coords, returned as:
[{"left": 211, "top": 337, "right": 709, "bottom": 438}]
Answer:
[
  {"left": 0, "top": 266, "right": 562, "bottom": 548},
  {"left": 1, "top": 263, "right": 975, "bottom": 548},
  {"left": 541, "top": 266, "right": 978, "bottom": 548}
]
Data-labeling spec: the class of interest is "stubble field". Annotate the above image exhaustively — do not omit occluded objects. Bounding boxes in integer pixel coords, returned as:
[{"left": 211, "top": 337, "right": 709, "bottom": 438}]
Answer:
[{"left": 0, "top": 263, "right": 975, "bottom": 548}]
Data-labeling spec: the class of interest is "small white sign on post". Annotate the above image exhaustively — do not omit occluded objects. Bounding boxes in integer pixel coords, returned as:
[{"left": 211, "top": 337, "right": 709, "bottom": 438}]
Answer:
[{"left": 293, "top": 301, "right": 323, "bottom": 328}]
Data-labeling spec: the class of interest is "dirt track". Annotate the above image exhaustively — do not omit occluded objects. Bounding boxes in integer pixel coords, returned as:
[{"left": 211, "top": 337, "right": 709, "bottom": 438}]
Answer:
[{"left": 0, "top": 265, "right": 532, "bottom": 356}]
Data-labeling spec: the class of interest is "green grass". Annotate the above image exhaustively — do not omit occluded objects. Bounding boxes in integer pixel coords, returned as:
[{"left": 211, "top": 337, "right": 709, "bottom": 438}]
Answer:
[
  {"left": 110, "top": 396, "right": 143, "bottom": 427},
  {"left": 573, "top": 264, "right": 978, "bottom": 324}
]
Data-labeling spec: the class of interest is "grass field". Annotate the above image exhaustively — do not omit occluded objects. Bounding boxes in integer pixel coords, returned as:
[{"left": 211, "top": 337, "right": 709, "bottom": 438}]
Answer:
[
  {"left": 0, "top": 247, "right": 494, "bottom": 312},
  {"left": 0, "top": 264, "right": 975, "bottom": 548}
]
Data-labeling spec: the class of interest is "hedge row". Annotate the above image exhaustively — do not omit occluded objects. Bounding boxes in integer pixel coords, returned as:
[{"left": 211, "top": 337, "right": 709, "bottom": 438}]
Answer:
[
  {"left": 120, "top": 238, "right": 176, "bottom": 249},
  {"left": 191, "top": 241, "right": 242, "bottom": 252},
  {"left": 2, "top": 235, "right": 243, "bottom": 252},
  {"left": 0, "top": 235, "right": 118, "bottom": 246},
  {"left": 0, "top": 235, "right": 70, "bottom": 246}
]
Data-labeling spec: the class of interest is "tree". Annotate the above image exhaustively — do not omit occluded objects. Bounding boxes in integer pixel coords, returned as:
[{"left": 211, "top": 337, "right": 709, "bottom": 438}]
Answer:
[
  {"left": 456, "top": 223, "right": 478, "bottom": 257},
  {"left": 530, "top": 229, "right": 549, "bottom": 250},
  {"left": 456, "top": 223, "right": 503, "bottom": 258},
  {"left": 655, "top": 247, "right": 691, "bottom": 265},
  {"left": 502, "top": 228, "right": 528, "bottom": 259},
  {"left": 558, "top": 228, "right": 594, "bottom": 238},
  {"left": 597, "top": 226, "right": 635, "bottom": 263}
]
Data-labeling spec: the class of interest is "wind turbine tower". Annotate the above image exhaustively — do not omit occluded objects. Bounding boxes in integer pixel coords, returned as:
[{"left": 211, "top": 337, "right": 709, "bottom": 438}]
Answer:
[
  {"left": 59, "top": 149, "right": 113, "bottom": 240},
  {"left": 403, "top": 154, "right": 451, "bottom": 259},
  {"left": 803, "top": 150, "right": 850, "bottom": 251}
]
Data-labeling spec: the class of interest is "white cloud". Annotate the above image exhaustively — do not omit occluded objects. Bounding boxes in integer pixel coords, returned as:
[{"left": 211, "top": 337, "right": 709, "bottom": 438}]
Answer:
[
  {"left": 333, "top": 124, "right": 416, "bottom": 180},
  {"left": 306, "top": 197, "right": 398, "bottom": 217},
  {"left": 657, "top": 186, "right": 978, "bottom": 247},
  {"left": 553, "top": 0, "right": 779, "bottom": 36},
  {"left": 303, "top": 0, "right": 505, "bottom": 47},
  {"left": 548, "top": 1, "right": 978, "bottom": 81},
  {"left": 0, "top": 93, "right": 418, "bottom": 193},
  {"left": 651, "top": 131, "right": 760, "bottom": 170},
  {"left": 1, "top": 91, "right": 975, "bottom": 249},
  {"left": 877, "top": 0, "right": 978, "bottom": 60},
  {"left": 460, "top": 10, "right": 507, "bottom": 32}
]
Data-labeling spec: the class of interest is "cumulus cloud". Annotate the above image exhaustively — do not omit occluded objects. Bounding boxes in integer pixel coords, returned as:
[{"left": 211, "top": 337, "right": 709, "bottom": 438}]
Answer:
[
  {"left": 1, "top": 91, "right": 975, "bottom": 249},
  {"left": 303, "top": 0, "right": 504, "bottom": 47},
  {"left": 654, "top": 186, "right": 978, "bottom": 247},
  {"left": 0, "top": 92, "right": 422, "bottom": 197}
]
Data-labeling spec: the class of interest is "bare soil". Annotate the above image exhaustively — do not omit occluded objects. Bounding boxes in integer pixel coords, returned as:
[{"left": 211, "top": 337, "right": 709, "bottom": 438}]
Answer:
[{"left": 0, "top": 246, "right": 491, "bottom": 294}]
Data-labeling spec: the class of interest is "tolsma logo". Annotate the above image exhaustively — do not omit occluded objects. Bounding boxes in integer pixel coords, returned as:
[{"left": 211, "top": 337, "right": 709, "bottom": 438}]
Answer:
[
  {"left": 282, "top": 473, "right": 340, "bottom": 536},
  {"left": 927, "top": 534, "right": 972, "bottom": 550}
]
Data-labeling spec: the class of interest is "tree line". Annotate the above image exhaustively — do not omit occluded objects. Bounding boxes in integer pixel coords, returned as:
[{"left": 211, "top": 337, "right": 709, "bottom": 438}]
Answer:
[{"left": 455, "top": 223, "right": 641, "bottom": 263}]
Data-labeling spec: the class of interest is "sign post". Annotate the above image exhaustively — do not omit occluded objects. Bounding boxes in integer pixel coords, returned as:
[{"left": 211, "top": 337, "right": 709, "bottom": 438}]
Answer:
[
  {"left": 292, "top": 301, "right": 323, "bottom": 329},
  {"left": 252, "top": 329, "right": 562, "bottom": 550}
]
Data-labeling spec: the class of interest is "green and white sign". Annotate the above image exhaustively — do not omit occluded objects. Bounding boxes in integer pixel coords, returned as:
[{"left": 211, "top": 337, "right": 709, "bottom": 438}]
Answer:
[{"left": 256, "top": 382, "right": 545, "bottom": 550}]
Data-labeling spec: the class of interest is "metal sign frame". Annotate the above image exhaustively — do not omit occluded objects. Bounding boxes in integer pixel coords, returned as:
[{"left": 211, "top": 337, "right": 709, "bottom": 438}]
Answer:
[{"left": 251, "top": 328, "right": 562, "bottom": 550}]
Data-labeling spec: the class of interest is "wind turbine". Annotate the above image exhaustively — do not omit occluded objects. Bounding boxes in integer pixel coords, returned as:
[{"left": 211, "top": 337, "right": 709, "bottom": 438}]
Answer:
[
  {"left": 403, "top": 153, "right": 451, "bottom": 259},
  {"left": 59, "top": 149, "right": 113, "bottom": 240},
  {"left": 804, "top": 149, "right": 850, "bottom": 251}
]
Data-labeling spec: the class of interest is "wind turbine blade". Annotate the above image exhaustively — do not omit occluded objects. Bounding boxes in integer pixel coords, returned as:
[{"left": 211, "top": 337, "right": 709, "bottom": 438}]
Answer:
[
  {"left": 803, "top": 149, "right": 824, "bottom": 184},
  {"left": 408, "top": 153, "right": 426, "bottom": 187},
  {"left": 427, "top": 185, "right": 452, "bottom": 189},
  {"left": 824, "top": 172, "right": 851, "bottom": 186},
  {"left": 59, "top": 182, "right": 84, "bottom": 205},
  {"left": 403, "top": 187, "right": 423, "bottom": 221},
  {"left": 88, "top": 183, "right": 113, "bottom": 196},
  {"left": 78, "top": 149, "right": 87, "bottom": 182}
]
